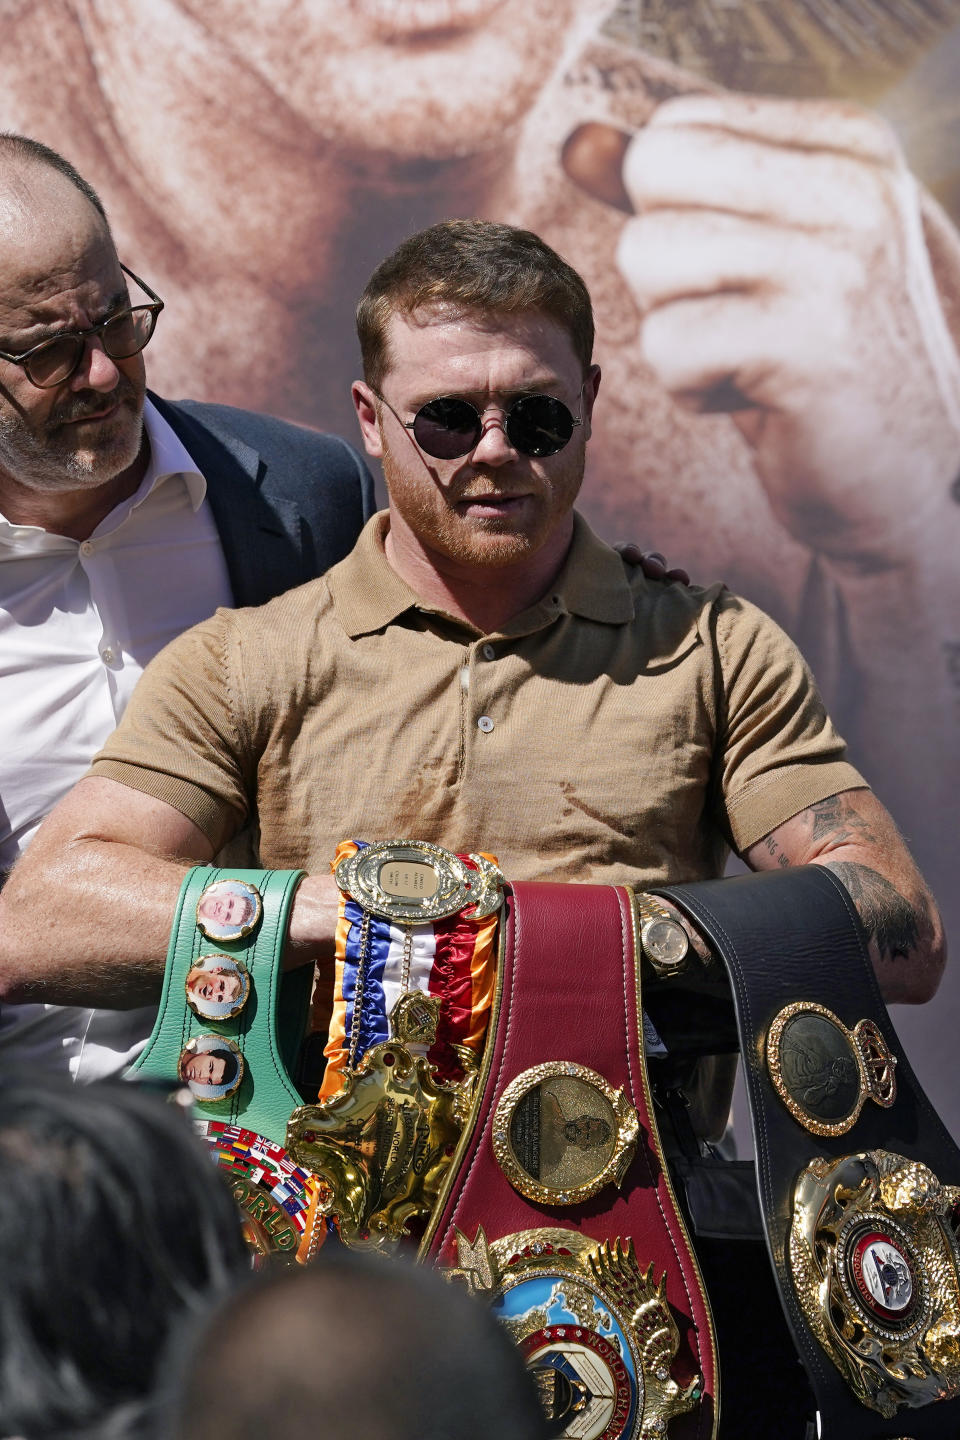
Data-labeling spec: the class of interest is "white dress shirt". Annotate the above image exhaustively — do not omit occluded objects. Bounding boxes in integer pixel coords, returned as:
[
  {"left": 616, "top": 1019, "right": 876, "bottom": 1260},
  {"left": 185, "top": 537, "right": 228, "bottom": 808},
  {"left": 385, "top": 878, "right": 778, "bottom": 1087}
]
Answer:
[{"left": 0, "top": 398, "right": 233, "bottom": 1080}]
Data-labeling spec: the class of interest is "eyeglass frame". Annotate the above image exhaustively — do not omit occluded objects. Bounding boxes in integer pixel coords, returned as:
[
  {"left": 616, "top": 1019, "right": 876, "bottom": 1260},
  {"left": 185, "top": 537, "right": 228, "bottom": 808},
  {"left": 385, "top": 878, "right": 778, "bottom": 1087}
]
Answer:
[
  {"left": 0, "top": 263, "right": 165, "bottom": 389},
  {"left": 371, "top": 383, "right": 586, "bottom": 460}
]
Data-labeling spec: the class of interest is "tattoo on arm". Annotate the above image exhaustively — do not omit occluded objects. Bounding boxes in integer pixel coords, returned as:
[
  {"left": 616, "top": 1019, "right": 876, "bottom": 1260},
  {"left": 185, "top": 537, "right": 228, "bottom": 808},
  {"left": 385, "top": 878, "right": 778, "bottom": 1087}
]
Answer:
[
  {"left": 824, "top": 861, "right": 921, "bottom": 962},
  {"left": 807, "top": 794, "right": 877, "bottom": 847}
]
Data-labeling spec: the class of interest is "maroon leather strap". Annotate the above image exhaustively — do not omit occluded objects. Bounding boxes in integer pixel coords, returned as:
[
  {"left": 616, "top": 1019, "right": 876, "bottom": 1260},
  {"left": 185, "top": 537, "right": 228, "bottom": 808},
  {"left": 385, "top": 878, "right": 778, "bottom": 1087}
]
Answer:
[{"left": 423, "top": 881, "right": 717, "bottom": 1439}]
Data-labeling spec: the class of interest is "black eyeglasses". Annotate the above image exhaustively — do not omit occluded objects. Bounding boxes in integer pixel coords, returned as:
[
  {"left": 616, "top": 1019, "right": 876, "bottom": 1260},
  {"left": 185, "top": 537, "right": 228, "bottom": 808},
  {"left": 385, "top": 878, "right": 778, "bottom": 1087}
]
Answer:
[
  {"left": 0, "top": 263, "right": 164, "bottom": 388},
  {"left": 374, "top": 386, "right": 585, "bottom": 459}
]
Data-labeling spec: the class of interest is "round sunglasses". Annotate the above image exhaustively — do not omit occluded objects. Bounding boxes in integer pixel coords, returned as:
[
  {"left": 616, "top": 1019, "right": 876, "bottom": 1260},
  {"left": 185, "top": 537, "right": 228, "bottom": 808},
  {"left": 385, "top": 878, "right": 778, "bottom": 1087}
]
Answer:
[{"left": 374, "top": 386, "right": 585, "bottom": 460}]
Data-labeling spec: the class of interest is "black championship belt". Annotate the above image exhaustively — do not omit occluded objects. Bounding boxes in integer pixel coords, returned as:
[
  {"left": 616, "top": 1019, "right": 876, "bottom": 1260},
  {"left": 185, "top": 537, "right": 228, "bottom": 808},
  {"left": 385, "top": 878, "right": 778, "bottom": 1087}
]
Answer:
[{"left": 659, "top": 866, "right": 960, "bottom": 1440}]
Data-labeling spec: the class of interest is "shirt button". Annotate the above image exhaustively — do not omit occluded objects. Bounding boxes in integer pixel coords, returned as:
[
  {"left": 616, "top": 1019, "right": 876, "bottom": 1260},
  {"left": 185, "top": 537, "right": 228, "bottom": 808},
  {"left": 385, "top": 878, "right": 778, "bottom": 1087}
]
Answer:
[
  {"left": 101, "top": 647, "right": 116, "bottom": 665},
  {"left": 477, "top": 715, "right": 494, "bottom": 733},
  {"left": 481, "top": 643, "right": 496, "bottom": 661},
  {"left": 80, "top": 541, "right": 93, "bottom": 556}
]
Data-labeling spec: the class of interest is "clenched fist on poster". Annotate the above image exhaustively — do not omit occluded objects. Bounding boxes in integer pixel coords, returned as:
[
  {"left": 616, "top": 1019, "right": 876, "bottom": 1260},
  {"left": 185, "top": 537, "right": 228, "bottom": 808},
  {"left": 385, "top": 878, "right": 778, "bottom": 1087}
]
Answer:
[{"left": 570, "top": 93, "right": 960, "bottom": 564}]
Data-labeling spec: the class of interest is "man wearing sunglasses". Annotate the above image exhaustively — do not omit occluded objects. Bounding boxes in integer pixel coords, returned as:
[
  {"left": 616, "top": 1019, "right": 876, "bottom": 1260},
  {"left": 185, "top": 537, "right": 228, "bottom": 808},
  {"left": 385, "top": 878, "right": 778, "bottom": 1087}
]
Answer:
[
  {"left": 0, "top": 135, "right": 375, "bottom": 1080},
  {"left": 2, "top": 220, "right": 943, "bottom": 1143}
]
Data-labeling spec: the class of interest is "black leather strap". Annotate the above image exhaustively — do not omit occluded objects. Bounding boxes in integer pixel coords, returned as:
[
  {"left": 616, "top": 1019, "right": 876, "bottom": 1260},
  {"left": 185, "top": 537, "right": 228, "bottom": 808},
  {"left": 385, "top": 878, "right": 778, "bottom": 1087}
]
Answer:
[{"left": 657, "top": 866, "right": 960, "bottom": 1440}]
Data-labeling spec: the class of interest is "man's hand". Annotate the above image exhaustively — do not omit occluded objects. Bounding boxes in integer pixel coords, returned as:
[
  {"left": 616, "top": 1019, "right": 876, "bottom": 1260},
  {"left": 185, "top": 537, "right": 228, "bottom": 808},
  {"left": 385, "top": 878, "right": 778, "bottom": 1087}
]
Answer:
[
  {"left": 605, "top": 94, "right": 960, "bottom": 564},
  {"left": 613, "top": 542, "right": 690, "bottom": 584},
  {"left": 744, "top": 788, "right": 945, "bottom": 1003}
]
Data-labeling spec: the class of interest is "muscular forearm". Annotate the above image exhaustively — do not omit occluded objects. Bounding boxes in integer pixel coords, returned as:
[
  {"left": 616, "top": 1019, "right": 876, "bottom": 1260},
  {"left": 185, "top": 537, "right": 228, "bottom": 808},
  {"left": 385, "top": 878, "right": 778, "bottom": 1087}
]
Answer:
[
  {"left": 818, "top": 857, "right": 943, "bottom": 1005},
  {"left": 0, "top": 777, "right": 342, "bottom": 1010},
  {"left": 0, "top": 849, "right": 340, "bottom": 1009},
  {"left": 0, "top": 840, "right": 194, "bottom": 1008},
  {"left": 747, "top": 790, "right": 946, "bottom": 1004}
]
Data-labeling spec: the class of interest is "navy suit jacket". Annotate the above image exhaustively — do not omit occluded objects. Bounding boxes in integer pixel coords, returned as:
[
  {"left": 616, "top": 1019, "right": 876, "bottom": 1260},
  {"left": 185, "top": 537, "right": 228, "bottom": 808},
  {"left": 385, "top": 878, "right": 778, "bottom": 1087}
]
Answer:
[{"left": 150, "top": 394, "right": 377, "bottom": 607}]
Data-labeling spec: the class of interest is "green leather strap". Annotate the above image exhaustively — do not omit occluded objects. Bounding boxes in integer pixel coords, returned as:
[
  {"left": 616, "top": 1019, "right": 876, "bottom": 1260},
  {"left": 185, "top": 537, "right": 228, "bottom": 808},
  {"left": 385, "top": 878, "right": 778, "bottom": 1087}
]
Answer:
[{"left": 129, "top": 866, "right": 309, "bottom": 1145}]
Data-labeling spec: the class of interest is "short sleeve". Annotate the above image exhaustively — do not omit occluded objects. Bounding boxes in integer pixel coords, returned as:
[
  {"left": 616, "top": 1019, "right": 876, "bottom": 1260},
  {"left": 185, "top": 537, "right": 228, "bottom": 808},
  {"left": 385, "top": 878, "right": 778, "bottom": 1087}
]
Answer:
[
  {"left": 710, "top": 592, "right": 865, "bottom": 850},
  {"left": 90, "top": 611, "right": 253, "bottom": 845}
]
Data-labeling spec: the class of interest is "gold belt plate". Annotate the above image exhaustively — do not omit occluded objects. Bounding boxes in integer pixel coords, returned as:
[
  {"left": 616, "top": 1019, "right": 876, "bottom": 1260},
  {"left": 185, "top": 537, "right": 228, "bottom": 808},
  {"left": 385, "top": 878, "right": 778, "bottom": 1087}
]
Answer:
[
  {"left": 334, "top": 839, "right": 504, "bottom": 923},
  {"left": 789, "top": 1148, "right": 960, "bottom": 1417}
]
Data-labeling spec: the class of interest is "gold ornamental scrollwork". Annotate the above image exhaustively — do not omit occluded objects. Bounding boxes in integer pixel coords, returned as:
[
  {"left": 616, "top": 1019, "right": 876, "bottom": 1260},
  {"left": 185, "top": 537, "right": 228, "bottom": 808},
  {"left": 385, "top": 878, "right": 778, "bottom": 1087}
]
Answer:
[
  {"left": 444, "top": 1225, "right": 702, "bottom": 1440},
  {"left": 492, "top": 1061, "right": 639, "bottom": 1205},
  {"left": 334, "top": 839, "right": 504, "bottom": 924},
  {"left": 285, "top": 1006, "right": 478, "bottom": 1250},
  {"left": 766, "top": 1001, "right": 897, "bottom": 1137},
  {"left": 789, "top": 1148, "right": 960, "bottom": 1417}
]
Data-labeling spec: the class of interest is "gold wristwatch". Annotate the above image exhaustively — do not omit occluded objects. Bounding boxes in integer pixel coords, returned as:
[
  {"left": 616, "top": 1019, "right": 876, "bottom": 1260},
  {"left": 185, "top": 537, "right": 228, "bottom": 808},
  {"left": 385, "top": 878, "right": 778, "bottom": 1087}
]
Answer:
[{"left": 634, "top": 893, "right": 690, "bottom": 976}]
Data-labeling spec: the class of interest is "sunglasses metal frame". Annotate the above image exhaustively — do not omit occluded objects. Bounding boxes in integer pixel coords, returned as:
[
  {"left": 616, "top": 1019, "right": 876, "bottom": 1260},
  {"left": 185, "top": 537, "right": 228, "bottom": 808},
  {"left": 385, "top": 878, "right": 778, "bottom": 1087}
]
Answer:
[
  {"left": 0, "top": 263, "right": 164, "bottom": 389},
  {"left": 372, "top": 384, "right": 585, "bottom": 460}
]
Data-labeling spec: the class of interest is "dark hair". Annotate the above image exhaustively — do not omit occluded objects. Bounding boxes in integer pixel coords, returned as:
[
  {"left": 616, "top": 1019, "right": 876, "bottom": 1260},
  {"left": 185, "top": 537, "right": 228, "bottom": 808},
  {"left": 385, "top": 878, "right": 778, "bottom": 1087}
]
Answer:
[
  {"left": 0, "top": 1074, "right": 249, "bottom": 1440},
  {"left": 0, "top": 132, "right": 109, "bottom": 223},
  {"left": 163, "top": 1247, "right": 549, "bottom": 1440},
  {"left": 211, "top": 1046, "right": 239, "bottom": 1088},
  {"left": 356, "top": 219, "right": 594, "bottom": 389}
]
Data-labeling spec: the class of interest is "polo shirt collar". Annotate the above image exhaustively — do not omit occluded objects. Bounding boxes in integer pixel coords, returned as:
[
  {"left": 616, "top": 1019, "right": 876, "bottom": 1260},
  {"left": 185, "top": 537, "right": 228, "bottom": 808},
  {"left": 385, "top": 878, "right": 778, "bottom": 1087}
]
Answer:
[
  {"left": 330, "top": 510, "right": 636, "bottom": 638},
  {"left": 553, "top": 512, "right": 637, "bottom": 624}
]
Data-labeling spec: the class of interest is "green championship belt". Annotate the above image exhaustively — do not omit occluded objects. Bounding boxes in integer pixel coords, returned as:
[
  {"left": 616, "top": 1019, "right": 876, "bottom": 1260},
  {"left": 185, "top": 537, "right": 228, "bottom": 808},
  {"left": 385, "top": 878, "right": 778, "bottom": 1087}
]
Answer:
[{"left": 129, "top": 866, "right": 327, "bottom": 1263}]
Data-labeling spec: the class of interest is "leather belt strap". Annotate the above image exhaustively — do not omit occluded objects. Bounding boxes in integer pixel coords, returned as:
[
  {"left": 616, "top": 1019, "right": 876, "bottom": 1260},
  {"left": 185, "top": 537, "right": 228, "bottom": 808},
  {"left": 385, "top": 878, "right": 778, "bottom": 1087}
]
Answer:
[
  {"left": 130, "top": 867, "right": 327, "bottom": 1264},
  {"left": 659, "top": 865, "right": 960, "bottom": 1439},
  {"left": 131, "top": 866, "right": 309, "bottom": 1140},
  {"left": 423, "top": 880, "right": 718, "bottom": 1440}
]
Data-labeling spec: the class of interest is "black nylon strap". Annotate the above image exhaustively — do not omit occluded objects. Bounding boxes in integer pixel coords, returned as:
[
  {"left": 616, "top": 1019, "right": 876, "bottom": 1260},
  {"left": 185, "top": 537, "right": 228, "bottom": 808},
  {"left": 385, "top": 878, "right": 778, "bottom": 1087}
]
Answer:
[{"left": 656, "top": 865, "right": 960, "bottom": 1439}]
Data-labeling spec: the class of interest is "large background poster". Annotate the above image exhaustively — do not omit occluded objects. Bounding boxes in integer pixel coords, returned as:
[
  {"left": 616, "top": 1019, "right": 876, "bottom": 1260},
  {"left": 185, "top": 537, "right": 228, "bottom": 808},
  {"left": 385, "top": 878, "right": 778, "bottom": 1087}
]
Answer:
[{"left": 6, "top": 0, "right": 958, "bottom": 1134}]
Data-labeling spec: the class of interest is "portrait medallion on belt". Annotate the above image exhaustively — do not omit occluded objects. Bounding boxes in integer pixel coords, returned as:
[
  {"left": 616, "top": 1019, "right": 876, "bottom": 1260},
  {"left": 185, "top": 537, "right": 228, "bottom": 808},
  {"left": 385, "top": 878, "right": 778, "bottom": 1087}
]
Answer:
[
  {"left": 765, "top": 1001, "right": 896, "bottom": 1136},
  {"left": 195, "top": 877, "right": 263, "bottom": 943},
  {"left": 178, "top": 1033, "right": 244, "bottom": 1102},
  {"left": 185, "top": 952, "right": 250, "bottom": 1021},
  {"left": 492, "top": 1062, "right": 639, "bottom": 1205}
]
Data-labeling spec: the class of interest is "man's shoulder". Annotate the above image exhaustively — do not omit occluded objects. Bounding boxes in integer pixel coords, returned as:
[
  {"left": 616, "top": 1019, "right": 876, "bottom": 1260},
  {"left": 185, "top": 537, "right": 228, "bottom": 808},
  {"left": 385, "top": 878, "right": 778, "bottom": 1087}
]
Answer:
[
  {"left": 617, "top": 553, "right": 798, "bottom": 670},
  {"left": 154, "top": 575, "right": 339, "bottom": 683},
  {"left": 219, "top": 572, "right": 338, "bottom": 634}
]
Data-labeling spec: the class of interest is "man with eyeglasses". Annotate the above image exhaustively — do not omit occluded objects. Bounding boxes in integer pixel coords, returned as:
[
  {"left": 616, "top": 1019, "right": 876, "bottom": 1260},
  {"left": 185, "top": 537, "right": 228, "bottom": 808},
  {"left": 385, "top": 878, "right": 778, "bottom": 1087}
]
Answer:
[
  {"left": 0, "top": 134, "right": 375, "bottom": 1080},
  {"left": 2, "top": 220, "right": 943, "bottom": 1138}
]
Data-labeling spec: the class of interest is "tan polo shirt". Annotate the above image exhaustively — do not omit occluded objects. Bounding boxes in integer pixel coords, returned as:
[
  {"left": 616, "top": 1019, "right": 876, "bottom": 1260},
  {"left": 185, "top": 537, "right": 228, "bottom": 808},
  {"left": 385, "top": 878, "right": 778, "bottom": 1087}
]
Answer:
[{"left": 91, "top": 511, "right": 862, "bottom": 882}]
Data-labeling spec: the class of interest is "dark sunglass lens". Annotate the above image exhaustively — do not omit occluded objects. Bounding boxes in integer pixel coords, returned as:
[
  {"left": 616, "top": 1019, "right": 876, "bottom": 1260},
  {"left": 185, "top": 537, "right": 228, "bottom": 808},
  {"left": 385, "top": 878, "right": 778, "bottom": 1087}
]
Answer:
[
  {"left": 26, "top": 336, "right": 83, "bottom": 387},
  {"left": 102, "top": 308, "right": 155, "bottom": 359},
  {"left": 412, "top": 396, "right": 481, "bottom": 459},
  {"left": 506, "top": 395, "right": 575, "bottom": 457}
]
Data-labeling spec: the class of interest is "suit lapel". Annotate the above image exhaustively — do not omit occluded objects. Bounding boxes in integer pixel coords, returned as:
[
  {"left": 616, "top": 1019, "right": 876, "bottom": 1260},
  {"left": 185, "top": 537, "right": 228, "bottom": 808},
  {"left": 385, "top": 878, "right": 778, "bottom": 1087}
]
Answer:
[{"left": 148, "top": 393, "right": 307, "bottom": 608}]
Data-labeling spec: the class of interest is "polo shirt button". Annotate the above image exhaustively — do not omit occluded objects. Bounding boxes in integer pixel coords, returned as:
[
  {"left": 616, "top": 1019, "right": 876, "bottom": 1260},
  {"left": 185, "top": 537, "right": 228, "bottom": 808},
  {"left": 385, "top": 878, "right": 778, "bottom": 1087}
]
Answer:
[
  {"left": 80, "top": 541, "right": 93, "bottom": 556},
  {"left": 477, "top": 715, "right": 494, "bottom": 733},
  {"left": 101, "top": 646, "right": 116, "bottom": 664},
  {"left": 481, "top": 643, "right": 496, "bottom": 661}
]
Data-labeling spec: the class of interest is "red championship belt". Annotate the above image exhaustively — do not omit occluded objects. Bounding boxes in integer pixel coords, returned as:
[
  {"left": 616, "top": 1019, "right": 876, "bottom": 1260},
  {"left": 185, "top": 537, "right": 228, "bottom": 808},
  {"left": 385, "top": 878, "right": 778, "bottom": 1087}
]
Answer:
[{"left": 421, "top": 881, "right": 718, "bottom": 1440}]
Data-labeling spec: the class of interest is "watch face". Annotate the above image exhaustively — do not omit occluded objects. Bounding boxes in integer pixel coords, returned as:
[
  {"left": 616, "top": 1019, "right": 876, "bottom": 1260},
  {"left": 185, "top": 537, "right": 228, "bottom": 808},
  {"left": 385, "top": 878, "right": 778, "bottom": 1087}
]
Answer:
[{"left": 642, "top": 917, "right": 688, "bottom": 968}]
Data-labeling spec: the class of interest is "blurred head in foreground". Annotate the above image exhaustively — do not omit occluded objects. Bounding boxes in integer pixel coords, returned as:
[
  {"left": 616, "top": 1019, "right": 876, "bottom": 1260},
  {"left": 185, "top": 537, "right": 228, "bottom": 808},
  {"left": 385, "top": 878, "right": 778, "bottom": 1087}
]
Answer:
[
  {"left": 0, "top": 1074, "right": 248, "bottom": 1440},
  {"left": 164, "top": 1246, "right": 549, "bottom": 1440}
]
